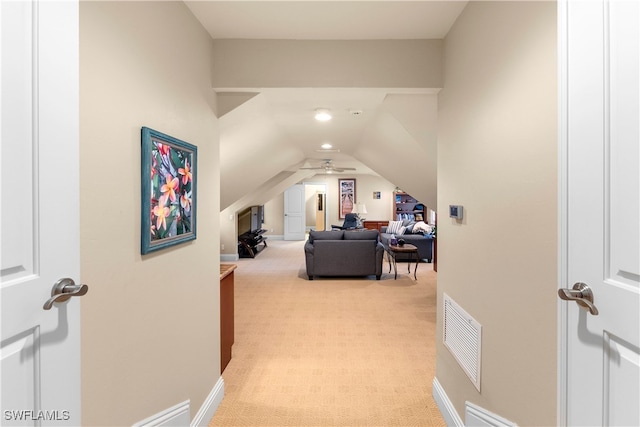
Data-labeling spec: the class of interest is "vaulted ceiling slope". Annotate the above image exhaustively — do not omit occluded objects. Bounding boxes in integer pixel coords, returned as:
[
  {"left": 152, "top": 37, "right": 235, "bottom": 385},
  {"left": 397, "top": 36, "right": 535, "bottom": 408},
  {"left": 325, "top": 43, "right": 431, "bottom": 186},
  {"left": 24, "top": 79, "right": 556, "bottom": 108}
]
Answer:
[{"left": 185, "top": 1, "right": 468, "bottom": 212}]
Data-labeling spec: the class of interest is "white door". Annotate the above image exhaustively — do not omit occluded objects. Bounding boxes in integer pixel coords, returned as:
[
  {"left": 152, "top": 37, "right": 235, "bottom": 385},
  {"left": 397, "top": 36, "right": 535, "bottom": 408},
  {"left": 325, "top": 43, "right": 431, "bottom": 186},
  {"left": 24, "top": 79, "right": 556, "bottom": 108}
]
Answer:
[
  {"left": 1, "top": 1, "right": 81, "bottom": 425},
  {"left": 559, "top": 1, "right": 639, "bottom": 425},
  {"left": 284, "top": 184, "right": 306, "bottom": 240}
]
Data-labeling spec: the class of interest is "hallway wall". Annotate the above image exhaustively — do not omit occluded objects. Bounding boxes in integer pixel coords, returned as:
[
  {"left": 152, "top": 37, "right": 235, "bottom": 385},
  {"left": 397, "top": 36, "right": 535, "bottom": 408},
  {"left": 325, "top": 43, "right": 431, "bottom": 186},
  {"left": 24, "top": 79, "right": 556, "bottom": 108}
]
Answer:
[
  {"left": 436, "top": 2, "right": 557, "bottom": 425},
  {"left": 79, "top": 2, "right": 220, "bottom": 425}
]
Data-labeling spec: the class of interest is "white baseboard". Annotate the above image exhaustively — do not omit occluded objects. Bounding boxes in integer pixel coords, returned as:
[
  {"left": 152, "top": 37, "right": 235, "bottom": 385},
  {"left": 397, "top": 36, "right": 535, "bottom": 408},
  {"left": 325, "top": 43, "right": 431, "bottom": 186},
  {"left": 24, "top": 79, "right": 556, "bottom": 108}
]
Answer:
[
  {"left": 132, "top": 377, "right": 224, "bottom": 427},
  {"left": 191, "top": 377, "right": 225, "bottom": 427},
  {"left": 132, "top": 401, "right": 190, "bottom": 427},
  {"left": 465, "top": 401, "right": 517, "bottom": 427},
  {"left": 432, "top": 377, "right": 464, "bottom": 427},
  {"left": 220, "top": 253, "right": 239, "bottom": 262}
]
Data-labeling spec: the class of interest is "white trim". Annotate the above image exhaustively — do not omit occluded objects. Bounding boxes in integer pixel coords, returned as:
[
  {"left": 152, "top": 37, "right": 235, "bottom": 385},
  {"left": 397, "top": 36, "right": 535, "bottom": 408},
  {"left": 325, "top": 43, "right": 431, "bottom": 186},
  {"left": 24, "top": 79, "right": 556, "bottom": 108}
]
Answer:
[
  {"left": 132, "top": 400, "right": 190, "bottom": 427},
  {"left": 220, "top": 253, "right": 239, "bottom": 262},
  {"left": 557, "top": 1, "right": 569, "bottom": 425},
  {"left": 191, "top": 376, "right": 225, "bottom": 427},
  {"left": 432, "top": 377, "right": 464, "bottom": 427},
  {"left": 465, "top": 401, "right": 518, "bottom": 427}
]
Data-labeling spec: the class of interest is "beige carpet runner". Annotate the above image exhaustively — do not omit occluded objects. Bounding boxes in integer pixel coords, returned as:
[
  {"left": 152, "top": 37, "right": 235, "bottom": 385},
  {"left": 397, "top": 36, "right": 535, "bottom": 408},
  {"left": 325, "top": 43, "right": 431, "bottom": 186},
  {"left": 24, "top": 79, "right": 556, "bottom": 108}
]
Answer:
[{"left": 211, "top": 239, "right": 445, "bottom": 427}]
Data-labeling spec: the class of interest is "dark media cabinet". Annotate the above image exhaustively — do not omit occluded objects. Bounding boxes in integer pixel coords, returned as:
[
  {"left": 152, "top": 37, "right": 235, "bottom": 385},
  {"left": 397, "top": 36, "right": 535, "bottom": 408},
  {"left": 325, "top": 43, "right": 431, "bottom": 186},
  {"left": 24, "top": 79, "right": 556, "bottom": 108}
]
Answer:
[
  {"left": 237, "top": 205, "right": 267, "bottom": 258},
  {"left": 238, "top": 228, "right": 267, "bottom": 258}
]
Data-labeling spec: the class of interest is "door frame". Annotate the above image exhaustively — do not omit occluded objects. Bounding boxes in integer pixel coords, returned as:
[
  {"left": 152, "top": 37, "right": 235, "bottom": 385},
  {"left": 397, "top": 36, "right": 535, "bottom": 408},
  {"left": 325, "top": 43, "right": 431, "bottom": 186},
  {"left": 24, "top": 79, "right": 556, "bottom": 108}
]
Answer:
[
  {"left": 302, "top": 181, "right": 328, "bottom": 231},
  {"left": 557, "top": 1, "right": 570, "bottom": 423}
]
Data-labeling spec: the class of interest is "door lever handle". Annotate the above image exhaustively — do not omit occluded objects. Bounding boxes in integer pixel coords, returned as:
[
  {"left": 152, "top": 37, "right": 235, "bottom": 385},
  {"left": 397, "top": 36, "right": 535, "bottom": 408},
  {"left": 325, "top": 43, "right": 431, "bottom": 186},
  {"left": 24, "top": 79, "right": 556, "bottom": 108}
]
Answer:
[
  {"left": 558, "top": 282, "right": 598, "bottom": 315},
  {"left": 43, "top": 278, "right": 88, "bottom": 310}
]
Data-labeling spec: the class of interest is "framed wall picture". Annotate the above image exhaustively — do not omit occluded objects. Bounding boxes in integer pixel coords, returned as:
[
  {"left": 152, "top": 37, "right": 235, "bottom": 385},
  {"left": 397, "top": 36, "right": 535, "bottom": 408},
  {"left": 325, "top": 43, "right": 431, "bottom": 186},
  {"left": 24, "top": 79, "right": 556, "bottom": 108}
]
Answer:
[
  {"left": 141, "top": 127, "right": 197, "bottom": 254},
  {"left": 338, "top": 178, "right": 356, "bottom": 219}
]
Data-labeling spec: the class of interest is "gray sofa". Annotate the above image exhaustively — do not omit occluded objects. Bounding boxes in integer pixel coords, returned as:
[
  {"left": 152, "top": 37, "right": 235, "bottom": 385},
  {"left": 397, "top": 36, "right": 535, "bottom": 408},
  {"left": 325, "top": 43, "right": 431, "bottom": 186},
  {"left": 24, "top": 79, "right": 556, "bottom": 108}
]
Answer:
[
  {"left": 380, "top": 226, "right": 434, "bottom": 262},
  {"left": 304, "top": 229, "right": 385, "bottom": 280}
]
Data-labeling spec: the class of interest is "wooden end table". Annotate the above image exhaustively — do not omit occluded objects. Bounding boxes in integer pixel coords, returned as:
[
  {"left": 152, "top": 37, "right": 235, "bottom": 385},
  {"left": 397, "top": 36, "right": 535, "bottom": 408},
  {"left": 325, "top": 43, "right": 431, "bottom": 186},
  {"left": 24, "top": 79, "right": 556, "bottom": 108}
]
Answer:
[{"left": 386, "top": 243, "right": 419, "bottom": 280}]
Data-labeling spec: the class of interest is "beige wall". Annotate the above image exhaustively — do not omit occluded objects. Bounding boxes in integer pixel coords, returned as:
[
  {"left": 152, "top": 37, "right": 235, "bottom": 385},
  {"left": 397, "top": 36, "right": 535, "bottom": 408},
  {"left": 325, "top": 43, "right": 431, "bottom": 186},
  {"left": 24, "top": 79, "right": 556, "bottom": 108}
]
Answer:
[
  {"left": 264, "top": 193, "right": 285, "bottom": 236},
  {"left": 303, "top": 175, "right": 398, "bottom": 231},
  {"left": 211, "top": 39, "right": 442, "bottom": 89},
  {"left": 260, "top": 175, "right": 398, "bottom": 239},
  {"left": 436, "top": 2, "right": 557, "bottom": 425},
  {"left": 80, "top": 2, "right": 220, "bottom": 425}
]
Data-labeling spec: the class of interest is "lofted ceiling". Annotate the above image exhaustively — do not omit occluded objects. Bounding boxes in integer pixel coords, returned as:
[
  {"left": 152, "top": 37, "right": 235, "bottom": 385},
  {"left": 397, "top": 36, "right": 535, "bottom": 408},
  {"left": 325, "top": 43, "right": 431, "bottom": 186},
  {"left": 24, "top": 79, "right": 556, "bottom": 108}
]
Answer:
[
  {"left": 185, "top": 1, "right": 467, "bottom": 40},
  {"left": 184, "top": 1, "right": 468, "bottom": 211}
]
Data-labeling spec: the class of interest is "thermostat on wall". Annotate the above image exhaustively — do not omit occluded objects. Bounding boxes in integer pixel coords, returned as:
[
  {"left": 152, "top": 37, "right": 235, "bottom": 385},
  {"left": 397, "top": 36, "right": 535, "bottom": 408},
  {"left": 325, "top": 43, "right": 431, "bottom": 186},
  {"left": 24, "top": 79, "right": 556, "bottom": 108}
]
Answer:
[{"left": 449, "top": 205, "right": 463, "bottom": 219}]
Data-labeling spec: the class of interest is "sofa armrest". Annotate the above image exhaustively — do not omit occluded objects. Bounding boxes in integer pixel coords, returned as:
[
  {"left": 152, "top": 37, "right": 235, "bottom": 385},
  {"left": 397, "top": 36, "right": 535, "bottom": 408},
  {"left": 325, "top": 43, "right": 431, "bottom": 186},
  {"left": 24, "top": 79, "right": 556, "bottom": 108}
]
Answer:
[
  {"left": 304, "top": 240, "right": 314, "bottom": 254},
  {"left": 304, "top": 240, "right": 314, "bottom": 278}
]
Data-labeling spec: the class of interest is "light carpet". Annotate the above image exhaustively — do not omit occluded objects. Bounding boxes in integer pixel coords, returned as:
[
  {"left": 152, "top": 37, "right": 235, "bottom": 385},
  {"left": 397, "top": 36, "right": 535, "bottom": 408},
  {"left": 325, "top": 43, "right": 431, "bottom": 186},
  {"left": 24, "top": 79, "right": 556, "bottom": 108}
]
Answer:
[{"left": 210, "top": 239, "right": 445, "bottom": 427}]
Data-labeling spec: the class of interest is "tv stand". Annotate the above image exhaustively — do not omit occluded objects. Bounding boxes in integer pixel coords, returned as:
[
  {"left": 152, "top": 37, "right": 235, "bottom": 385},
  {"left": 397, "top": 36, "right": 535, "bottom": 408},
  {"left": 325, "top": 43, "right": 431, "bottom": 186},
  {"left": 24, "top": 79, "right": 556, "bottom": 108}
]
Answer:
[{"left": 238, "top": 229, "right": 267, "bottom": 258}]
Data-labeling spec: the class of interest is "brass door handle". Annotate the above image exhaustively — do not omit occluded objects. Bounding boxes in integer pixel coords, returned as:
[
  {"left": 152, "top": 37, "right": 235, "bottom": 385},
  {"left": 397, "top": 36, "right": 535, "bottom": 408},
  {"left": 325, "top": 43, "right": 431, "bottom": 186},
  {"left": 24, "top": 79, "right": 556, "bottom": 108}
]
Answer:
[
  {"left": 43, "top": 278, "right": 88, "bottom": 310},
  {"left": 558, "top": 282, "right": 598, "bottom": 315}
]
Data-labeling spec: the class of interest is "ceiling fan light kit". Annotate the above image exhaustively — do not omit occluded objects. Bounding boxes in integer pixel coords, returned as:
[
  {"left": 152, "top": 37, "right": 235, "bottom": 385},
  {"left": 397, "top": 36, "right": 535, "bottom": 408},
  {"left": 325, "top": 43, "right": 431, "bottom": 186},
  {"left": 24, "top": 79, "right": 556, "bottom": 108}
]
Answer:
[{"left": 300, "top": 159, "right": 356, "bottom": 174}]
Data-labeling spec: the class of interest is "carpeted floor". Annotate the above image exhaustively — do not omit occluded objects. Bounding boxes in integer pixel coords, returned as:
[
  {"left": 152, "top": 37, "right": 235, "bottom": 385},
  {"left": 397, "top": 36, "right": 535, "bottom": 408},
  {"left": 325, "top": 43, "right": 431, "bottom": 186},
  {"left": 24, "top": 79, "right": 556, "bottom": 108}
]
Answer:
[{"left": 210, "top": 239, "right": 445, "bottom": 427}]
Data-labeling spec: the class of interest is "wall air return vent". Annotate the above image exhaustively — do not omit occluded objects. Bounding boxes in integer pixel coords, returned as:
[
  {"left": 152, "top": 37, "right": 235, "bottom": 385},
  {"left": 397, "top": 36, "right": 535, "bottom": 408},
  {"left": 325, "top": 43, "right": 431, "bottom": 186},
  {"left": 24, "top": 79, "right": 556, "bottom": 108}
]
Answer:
[{"left": 443, "top": 293, "right": 482, "bottom": 391}]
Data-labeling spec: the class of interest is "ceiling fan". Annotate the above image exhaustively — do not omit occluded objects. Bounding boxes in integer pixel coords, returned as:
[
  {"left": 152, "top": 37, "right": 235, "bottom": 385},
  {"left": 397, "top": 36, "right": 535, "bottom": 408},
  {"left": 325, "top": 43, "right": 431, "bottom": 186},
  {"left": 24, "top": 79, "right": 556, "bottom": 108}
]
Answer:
[{"left": 300, "top": 159, "right": 356, "bottom": 173}]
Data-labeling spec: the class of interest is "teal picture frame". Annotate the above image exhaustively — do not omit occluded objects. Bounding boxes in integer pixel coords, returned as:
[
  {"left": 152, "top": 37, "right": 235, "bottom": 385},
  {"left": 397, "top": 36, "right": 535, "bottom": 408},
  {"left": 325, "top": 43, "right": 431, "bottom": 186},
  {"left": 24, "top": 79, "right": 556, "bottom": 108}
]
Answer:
[{"left": 141, "top": 127, "right": 197, "bottom": 254}]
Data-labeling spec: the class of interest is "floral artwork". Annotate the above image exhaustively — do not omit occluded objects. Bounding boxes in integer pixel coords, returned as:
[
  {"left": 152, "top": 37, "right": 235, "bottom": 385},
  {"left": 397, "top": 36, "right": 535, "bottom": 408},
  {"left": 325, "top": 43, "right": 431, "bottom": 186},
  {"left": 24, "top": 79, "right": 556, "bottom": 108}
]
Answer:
[
  {"left": 141, "top": 127, "right": 197, "bottom": 254},
  {"left": 338, "top": 178, "right": 356, "bottom": 219}
]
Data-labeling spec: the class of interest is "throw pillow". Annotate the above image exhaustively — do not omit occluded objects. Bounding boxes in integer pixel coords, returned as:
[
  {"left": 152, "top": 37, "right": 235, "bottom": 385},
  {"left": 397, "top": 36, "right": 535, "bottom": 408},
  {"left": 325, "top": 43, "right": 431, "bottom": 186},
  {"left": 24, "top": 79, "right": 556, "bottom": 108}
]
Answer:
[
  {"left": 386, "top": 220, "right": 406, "bottom": 235},
  {"left": 412, "top": 221, "right": 433, "bottom": 234}
]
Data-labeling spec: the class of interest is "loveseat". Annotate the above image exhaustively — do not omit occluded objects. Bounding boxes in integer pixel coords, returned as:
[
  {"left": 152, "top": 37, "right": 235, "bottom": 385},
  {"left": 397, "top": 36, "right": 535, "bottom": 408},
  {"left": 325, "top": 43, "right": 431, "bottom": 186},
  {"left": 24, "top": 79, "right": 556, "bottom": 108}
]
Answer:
[
  {"left": 380, "top": 221, "right": 434, "bottom": 262},
  {"left": 304, "top": 229, "right": 385, "bottom": 280}
]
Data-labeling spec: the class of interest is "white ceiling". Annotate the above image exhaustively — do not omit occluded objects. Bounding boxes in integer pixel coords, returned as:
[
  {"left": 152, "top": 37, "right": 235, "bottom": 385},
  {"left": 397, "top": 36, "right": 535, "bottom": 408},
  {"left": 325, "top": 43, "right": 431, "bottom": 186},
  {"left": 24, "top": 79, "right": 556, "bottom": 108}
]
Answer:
[
  {"left": 184, "top": 1, "right": 466, "bottom": 209},
  {"left": 185, "top": 1, "right": 467, "bottom": 40}
]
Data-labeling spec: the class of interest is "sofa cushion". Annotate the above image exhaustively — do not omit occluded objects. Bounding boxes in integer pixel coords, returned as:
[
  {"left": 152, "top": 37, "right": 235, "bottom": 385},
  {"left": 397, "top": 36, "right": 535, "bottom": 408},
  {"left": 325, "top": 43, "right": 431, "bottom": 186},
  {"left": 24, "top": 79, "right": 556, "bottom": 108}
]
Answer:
[
  {"left": 343, "top": 229, "right": 379, "bottom": 241},
  {"left": 386, "top": 220, "right": 406, "bottom": 235},
  {"left": 309, "top": 230, "right": 344, "bottom": 242}
]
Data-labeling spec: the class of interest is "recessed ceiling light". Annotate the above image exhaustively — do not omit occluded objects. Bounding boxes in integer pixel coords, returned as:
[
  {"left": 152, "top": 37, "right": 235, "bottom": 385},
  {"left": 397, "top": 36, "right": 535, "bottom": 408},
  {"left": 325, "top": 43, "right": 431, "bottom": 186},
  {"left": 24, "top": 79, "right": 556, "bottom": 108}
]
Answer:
[
  {"left": 321, "top": 143, "right": 333, "bottom": 149},
  {"left": 314, "top": 109, "right": 332, "bottom": 121}
]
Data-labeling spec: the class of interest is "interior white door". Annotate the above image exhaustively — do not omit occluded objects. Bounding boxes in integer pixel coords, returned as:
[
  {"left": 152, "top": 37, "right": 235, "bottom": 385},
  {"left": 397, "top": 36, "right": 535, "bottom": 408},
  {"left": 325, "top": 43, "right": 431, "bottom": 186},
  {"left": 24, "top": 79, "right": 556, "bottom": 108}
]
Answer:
[
  {"left": 559, "top": 1, "right": 640, "bottom": 425},
  {"left": 1, "top": 1, "right": 81, "bottom": 424},
  {"left": 284, "top": 184, "right": 306, "bottom": 240}
]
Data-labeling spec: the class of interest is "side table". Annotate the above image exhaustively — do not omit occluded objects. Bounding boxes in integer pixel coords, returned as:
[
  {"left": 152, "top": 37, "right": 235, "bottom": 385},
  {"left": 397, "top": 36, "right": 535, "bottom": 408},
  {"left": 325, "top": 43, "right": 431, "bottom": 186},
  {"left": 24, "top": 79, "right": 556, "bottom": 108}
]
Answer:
[{"left": 386, "top": 243, "right": 419, "bottom": 280}]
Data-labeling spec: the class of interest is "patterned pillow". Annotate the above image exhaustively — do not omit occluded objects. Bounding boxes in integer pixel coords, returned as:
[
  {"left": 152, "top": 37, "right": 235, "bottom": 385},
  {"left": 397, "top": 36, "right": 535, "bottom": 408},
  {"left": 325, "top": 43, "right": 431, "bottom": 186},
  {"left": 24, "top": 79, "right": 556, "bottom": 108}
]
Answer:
[{"left": 386, "top": 220, "right": 406, "bottom": 235}]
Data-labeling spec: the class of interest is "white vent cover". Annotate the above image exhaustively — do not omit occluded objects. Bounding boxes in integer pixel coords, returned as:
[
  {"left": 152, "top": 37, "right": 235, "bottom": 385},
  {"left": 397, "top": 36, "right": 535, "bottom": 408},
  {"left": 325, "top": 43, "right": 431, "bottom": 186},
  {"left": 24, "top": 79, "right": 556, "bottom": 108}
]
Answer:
[{"left": 443, "top": 293, "right": 482, "bottom": 391}]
